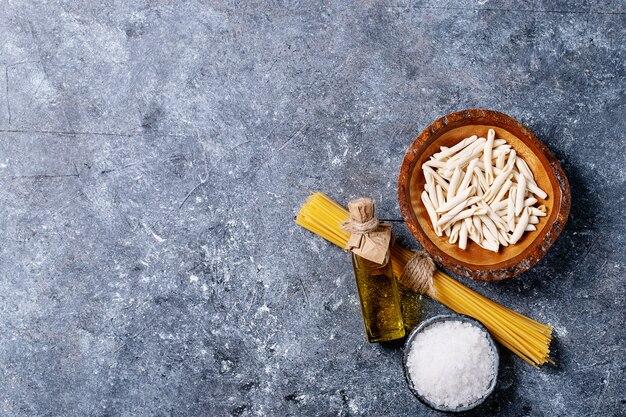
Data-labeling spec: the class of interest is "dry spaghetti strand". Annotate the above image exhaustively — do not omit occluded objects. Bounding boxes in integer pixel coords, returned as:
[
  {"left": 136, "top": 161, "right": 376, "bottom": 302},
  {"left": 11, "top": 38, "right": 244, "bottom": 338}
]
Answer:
[{"left": 295, "top": 192, "right": 553, "bottom": 367}]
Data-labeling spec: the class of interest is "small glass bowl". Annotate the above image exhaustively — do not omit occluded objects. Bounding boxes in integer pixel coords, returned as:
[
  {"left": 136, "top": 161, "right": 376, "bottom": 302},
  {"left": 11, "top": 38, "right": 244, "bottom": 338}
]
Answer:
[{"left": 402, "top": 314, "right": 499, "bottom": 412}]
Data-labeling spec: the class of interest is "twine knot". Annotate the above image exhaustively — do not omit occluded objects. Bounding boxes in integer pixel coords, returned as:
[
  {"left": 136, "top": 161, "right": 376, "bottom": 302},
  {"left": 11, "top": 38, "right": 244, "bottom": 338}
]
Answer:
[
  {"left": 400, "top": 251, "right": 436, "bottom": 297},
  {"left": 340, "top": 217, "right": 379, "bottom": 234}
]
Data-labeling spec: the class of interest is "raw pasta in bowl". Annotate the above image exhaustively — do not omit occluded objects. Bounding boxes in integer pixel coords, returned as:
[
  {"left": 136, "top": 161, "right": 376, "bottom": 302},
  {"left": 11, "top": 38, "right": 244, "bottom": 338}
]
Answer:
[
  {"left": 398, "top": 110, "right": 570, "bottom": 280},
  {"left": 420, "top": 129, "right": 548, "bottom": 253}
]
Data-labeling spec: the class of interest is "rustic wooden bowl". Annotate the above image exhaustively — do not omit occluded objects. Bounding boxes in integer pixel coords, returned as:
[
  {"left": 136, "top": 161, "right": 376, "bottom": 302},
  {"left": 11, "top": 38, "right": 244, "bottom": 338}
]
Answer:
[{"left": 398, "top": 109, "right": 570, "bottom": 281}]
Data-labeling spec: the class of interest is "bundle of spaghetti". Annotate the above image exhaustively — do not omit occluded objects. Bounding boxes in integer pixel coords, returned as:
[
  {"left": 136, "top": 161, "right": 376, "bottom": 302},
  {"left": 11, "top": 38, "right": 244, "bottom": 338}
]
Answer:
[{"left": 296, "top": 192, "right": 553, "bottom": 367}]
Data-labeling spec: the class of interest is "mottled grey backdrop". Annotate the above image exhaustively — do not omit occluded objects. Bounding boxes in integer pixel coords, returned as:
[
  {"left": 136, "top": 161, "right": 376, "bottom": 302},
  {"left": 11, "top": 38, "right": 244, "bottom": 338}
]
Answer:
[{"left": 0, "top": 1, "right": 624, "bottom": 416}]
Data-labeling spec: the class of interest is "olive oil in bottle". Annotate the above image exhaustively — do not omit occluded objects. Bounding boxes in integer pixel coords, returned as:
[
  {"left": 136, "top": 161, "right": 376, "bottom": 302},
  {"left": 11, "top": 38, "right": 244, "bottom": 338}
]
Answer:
[
  {"left": 351, "top": 251, "right": 405, "bottom": 342},
  {"left": 342, "top": 198, "right": 405, "bottom": 343}
]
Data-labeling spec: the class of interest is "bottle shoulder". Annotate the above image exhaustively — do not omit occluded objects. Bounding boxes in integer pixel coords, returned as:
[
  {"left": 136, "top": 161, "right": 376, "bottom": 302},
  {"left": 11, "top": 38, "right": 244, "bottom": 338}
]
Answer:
[{"left": 351, "top": 250, "right": 391, "bottom": 272}]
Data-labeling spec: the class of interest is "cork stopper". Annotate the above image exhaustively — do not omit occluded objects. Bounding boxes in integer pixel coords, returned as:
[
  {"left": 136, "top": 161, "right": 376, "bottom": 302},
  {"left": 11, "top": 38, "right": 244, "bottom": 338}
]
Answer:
[
  {"left": 347, "top": 198, "right": 375, "bottom": 224},
  {"left": 341, "top": 197, "right": 391, "bottom": 265}
]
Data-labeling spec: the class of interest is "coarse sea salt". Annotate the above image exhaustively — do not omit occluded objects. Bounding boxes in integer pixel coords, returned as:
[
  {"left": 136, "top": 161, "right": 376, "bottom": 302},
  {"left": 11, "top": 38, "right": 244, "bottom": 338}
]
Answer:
[{"left": 406, "top": 320, "right": 495, "bottom": 409}]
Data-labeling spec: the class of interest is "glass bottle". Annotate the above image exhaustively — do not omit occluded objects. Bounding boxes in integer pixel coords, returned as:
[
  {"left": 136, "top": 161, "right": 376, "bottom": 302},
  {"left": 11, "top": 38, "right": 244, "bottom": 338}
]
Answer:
[{"left": 351, "top": 247, "right": 405, "bottom": 343}]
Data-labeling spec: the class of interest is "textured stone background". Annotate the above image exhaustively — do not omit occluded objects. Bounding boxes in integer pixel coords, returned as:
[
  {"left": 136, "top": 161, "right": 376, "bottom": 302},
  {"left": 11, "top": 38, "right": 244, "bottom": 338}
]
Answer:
[{"left": 0, "top": 1, "right": 624, "bottom": 416}]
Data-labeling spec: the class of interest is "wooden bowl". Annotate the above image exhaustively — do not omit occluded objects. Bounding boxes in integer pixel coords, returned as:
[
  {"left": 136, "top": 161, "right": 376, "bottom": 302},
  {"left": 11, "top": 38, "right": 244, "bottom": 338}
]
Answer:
[{"left": 398, "top": 109, "right": 570, "bottom": 281}]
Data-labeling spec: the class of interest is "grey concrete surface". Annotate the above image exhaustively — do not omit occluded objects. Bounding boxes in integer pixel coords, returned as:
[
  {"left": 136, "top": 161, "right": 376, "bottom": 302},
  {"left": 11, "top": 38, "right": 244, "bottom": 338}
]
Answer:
[{"left": 0, "top": 1, "right": 624, "bottom": 416}]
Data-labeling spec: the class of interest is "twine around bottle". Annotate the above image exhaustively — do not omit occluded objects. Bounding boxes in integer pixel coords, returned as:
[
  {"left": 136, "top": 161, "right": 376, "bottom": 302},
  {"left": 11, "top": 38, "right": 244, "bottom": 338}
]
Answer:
[{"left": 340, "top": 217, "right": 379, "bottom": 234}]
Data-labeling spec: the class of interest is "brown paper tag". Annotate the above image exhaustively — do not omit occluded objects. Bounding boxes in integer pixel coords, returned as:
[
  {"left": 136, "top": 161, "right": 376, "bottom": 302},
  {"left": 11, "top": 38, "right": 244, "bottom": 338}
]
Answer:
[{"left": 344, "top": 223, "right": 392, "bottom": 265}]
